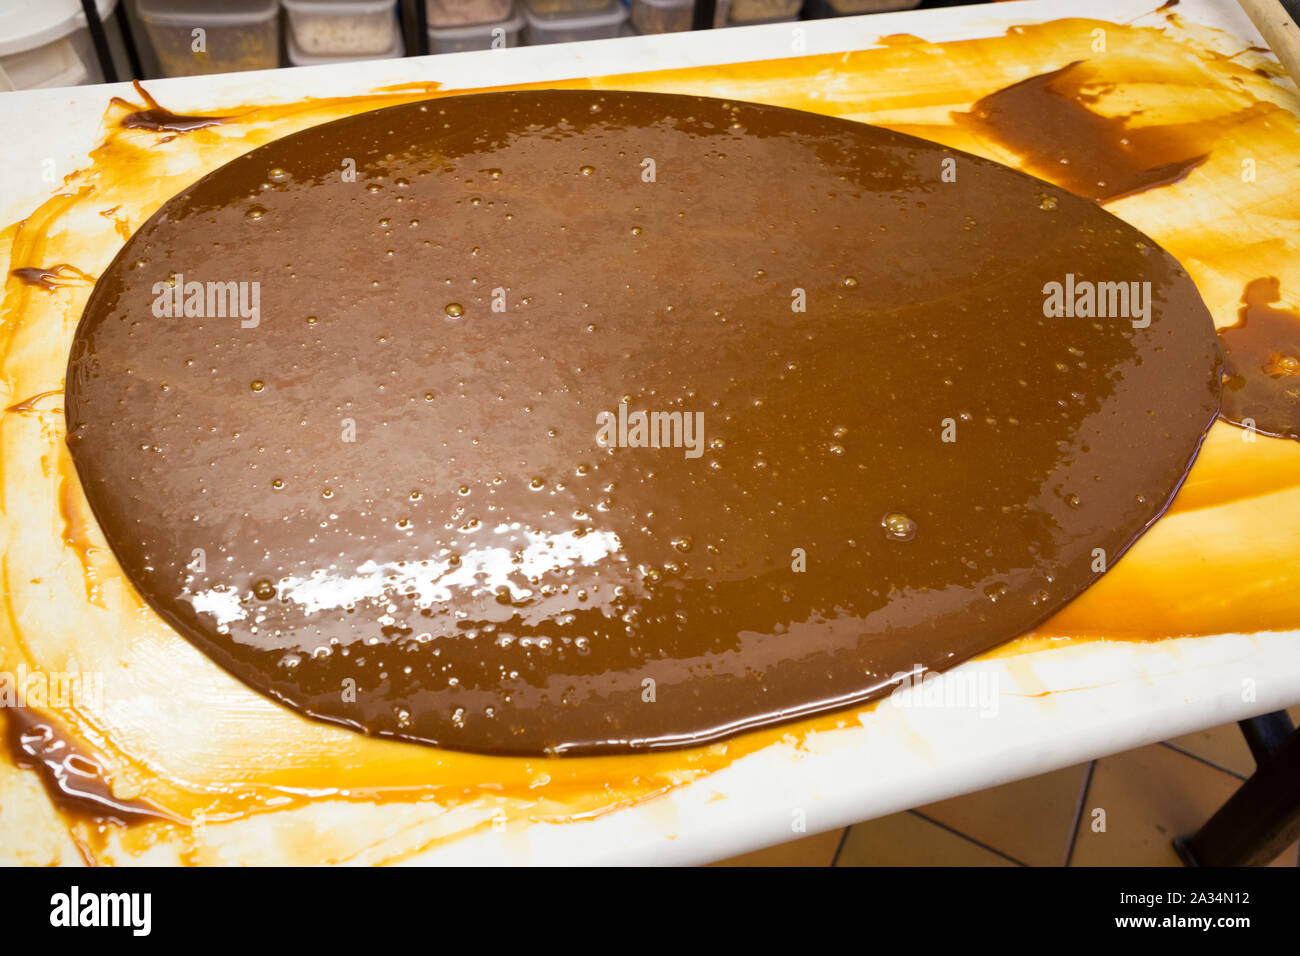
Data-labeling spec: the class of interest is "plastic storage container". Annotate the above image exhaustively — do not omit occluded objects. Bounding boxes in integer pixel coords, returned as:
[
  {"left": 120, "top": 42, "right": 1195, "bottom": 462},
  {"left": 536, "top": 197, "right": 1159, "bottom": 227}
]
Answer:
[
  {"left": 428, "top": 9, "right": 525, "bottom": 52},
  {"left": 728, "top": 0, "right": 799, "bottom": 22},
  {"left": 522, "top": 0, "right": 614, "bottom": 21},
  {"left": 810, "top": 0, "right": 919, "bottom": 14},
  {"left": 426, "top": 0, "right": 515, "bottom": 26},
  {"left": 283, "top": 0, "right": 398, "bottom": 56},
  {"left": 631, "top": 0, "right": 727, "bottom": 34},
  {"left": 0, "top": 0, "right": 119, "bottom": 90},
  {"left": 138, "top": 0, "right": 279, "bottom": 77},
  {"left": 286, "top": 28, "right": 404, "bottom": 65},
  {"left": 523, "top": 2, "right": 627, "bottom": 43}
]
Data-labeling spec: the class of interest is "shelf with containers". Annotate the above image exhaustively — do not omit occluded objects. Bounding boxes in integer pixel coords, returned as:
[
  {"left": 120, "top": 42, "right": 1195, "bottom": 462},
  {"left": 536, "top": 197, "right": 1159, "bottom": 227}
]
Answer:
[{"left": 7, "top": 0, "right": 965, "bottom": 83}]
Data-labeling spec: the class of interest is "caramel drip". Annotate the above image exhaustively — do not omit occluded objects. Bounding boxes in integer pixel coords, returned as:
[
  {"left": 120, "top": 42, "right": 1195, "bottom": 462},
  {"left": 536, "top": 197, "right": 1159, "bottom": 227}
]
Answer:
[
  {"left": 10, "top": 264, "right": 93, "bottom": 292},
  {"left": 1, "top": 707, "right": 173, "bottom": 826},
  {"left": 111, "top": 80, "right": 231, "bottom": 133},
  {"left": 5, "top": 388, "right": 62, "bottom": 414},
  {"left": 57, "top": 463, "right": 104, "bottom": 609}
]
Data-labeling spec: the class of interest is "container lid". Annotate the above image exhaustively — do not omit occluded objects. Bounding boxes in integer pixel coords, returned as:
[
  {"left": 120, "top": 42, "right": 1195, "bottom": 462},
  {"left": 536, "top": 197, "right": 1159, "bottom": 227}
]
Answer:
[
  {"left": 633, "top": 0, "right": 690, "bottom": 10},
  {"left": 728, "top": 11, "right": 797, "bottom": 24},
  {"left": 286, "top": 27, "right": 404, "bottom": 65},
  {"left": 282, "top": 0, "right": 397, "bottom": 13},
  {"left": 137, "top": 0, "right": 278, "bottom": 27},
  {"left": 0, "top": 0, "right": 117, "bottom": 57},
  {"left": 429, "top": 11, "right": 525, "bottom": 40},
  {"left": 522, "top": 2, "right": 627, "bottom": 30}
]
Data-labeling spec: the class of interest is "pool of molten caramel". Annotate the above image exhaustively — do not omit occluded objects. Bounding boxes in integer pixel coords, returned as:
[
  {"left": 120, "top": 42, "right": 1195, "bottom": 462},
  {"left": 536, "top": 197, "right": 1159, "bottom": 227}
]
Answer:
[{"left": 64, "top": 90, "right": 1222, "bottom": 755}]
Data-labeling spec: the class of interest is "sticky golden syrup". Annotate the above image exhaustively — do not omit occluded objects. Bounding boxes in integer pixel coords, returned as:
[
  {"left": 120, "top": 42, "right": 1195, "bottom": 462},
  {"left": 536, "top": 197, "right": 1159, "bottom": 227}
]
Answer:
[{"left": 2, "top": 8, "right": 1299, "bottom": 863}]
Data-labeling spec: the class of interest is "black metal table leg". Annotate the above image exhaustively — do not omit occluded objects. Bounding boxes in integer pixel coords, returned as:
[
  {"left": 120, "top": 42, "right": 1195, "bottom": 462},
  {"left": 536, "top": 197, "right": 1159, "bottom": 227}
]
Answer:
[
  {"left": 692, "top": 0, "right": 718, "bottom": 30},
  {"left": 1176, "top": 711, "right": 1300, "bottom": 867},
  {"left": 113, "top": 0, "right": 144, "bottom": 80},
  {"left": 79, "top": 0, "right": 118, "bottom": 83}
]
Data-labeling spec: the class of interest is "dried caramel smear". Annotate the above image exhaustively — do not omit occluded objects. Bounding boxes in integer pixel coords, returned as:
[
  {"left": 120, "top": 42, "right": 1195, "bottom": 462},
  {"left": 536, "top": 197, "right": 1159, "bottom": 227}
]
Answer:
[{"left": 2, "top": 12, "right": 1299, "bottom": 864}]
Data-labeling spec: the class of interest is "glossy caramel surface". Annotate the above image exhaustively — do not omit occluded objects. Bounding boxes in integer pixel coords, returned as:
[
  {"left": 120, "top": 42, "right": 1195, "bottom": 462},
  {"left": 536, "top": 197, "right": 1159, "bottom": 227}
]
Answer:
[{"left": 66, "top": 90, "right": 1221, "bottom": 755}]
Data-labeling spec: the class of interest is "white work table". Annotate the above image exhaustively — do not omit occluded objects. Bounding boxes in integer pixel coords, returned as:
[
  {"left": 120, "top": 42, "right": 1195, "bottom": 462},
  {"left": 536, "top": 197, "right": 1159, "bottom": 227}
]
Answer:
[{"left": 1, "top": 0, "right": 1296, "bottom": 865}]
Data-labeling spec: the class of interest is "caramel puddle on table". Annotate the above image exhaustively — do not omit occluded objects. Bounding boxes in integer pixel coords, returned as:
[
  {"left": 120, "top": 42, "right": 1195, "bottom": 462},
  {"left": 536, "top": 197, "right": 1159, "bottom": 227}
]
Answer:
[
  {"left": 3, "top": 9, "right": 1300, "bottom": 863},
  {"left": 1217, "top": 277, "right": 1300, "bottom": 440},
  {"left": 65, "top": 89, "right": 1219, "bottom": 756}
]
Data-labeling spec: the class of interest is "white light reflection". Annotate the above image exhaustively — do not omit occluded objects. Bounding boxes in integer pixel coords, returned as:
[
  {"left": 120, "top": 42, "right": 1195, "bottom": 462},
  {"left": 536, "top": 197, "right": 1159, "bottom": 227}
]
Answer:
[{"left": 182, "top": 527, "right": 622, "bottom": 626}]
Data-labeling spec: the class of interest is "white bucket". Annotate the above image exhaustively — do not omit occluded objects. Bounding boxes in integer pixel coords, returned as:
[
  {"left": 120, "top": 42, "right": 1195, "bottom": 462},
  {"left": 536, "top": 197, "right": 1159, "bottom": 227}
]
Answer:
[{"left": 0, "top": 0, "right": 121, "bottom": 90}]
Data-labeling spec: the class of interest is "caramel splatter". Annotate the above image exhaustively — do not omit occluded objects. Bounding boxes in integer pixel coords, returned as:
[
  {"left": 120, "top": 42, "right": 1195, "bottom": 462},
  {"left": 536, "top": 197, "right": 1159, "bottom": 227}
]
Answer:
[
  {"left": 10, "top": 264, "right": 93, "bottom": 292},
  {"left": 111, "top": 80, "right": 231, "bottom": 133}
]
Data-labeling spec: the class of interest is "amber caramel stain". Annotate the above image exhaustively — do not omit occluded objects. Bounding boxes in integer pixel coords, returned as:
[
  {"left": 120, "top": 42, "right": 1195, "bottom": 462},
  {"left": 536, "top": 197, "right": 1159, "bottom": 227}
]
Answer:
[
  {"left": 1218, "top": 277, "right": 1300, "bottom": 440},
  {"left": 57, "top": 456, "right": 104, "bottom": 608},
  {"left": 99, "top": 206, "right": 132, "bottom": 243},
  {"left": 2, "top": 10, "right": 1299, "bottom": 860}
]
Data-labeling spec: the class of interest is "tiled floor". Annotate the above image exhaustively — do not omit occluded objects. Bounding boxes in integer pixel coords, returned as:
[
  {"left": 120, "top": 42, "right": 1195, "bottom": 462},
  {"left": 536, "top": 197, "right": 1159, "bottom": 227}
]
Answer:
[{"left": 713, "top": 709, "right": 1300, "bottom": 867}]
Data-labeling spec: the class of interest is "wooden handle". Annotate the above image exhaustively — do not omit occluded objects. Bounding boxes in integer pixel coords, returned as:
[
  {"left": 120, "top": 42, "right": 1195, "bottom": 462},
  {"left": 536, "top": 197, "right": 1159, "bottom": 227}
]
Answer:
[{"left": 1238, "top": 0, "right": 1300, "bottom": 82}]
